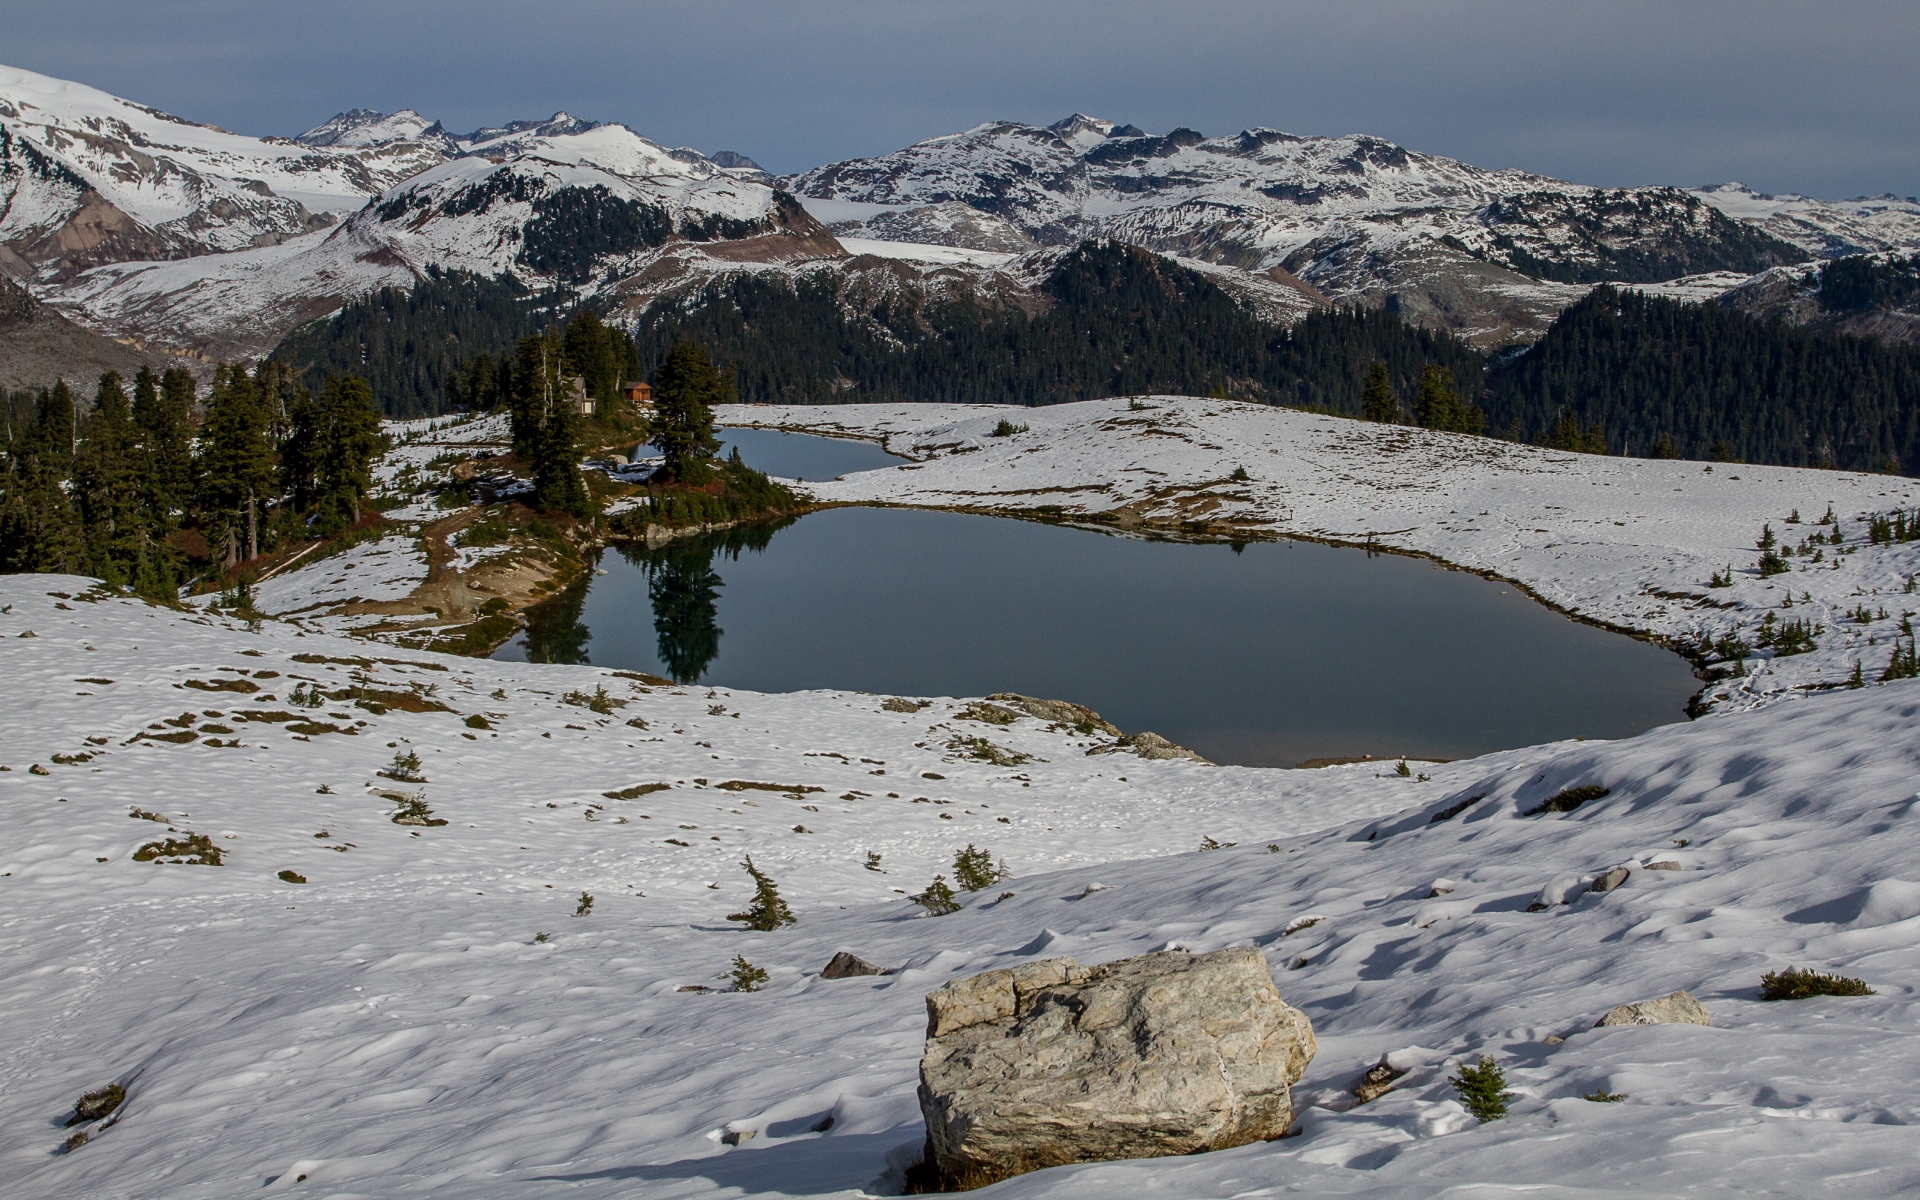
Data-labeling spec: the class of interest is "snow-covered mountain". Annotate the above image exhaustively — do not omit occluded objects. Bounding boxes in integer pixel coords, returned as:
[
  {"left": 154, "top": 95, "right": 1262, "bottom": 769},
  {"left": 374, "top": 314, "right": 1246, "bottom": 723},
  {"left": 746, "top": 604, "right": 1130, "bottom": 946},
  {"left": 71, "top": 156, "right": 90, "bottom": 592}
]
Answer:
[
  {"left": 14, "top": 66, "right": 1920, "bottom": 371},
  {"left": 296, "top": 107, "right": 459, "bottom": 156},
  {"left": 56, "top": 131, "right": 841, "bottom": 360},
  {"left": 0, "top": 65, "right": 451, "bottom": 279},
  {"left": 1693, "top": 182, "right": 1920, "bottom": 258},
  {"left": 782, "top": 117, "right": 1834, "bottom": 345}
]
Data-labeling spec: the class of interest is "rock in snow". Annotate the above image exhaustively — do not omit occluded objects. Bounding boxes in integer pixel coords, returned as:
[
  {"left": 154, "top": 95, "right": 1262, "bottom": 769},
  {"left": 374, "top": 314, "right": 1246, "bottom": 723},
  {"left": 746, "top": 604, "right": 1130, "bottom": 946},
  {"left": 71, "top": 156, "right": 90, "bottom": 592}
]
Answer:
[
  {"left": 819, "top": 951, "right": 885, "bottom": 979},
  {"left": 1595, "top": 989, "right": 1712, "bottom": 1028},
  {"left": 917, "top": 948, "right": 1314, "bottom": 1184},
  {"left": 1590, "top": 866, "right": 1633, "bottom": 893}
]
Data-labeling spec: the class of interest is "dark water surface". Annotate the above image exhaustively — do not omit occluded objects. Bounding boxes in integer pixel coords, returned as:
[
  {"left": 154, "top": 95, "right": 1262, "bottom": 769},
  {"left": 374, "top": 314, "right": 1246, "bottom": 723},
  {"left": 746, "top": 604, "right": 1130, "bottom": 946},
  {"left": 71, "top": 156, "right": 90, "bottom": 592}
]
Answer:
[
  {"left": 497, "top": 502, "right": 1700, "bottom": 768},
  {"left": 712, "top": 425, "right": 906, "bottom": 479}
]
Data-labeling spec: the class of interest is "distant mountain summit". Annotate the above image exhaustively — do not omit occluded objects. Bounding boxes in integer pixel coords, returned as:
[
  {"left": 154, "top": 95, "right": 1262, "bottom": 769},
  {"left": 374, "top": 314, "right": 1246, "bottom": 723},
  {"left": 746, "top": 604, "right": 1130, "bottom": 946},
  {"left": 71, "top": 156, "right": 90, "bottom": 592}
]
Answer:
[{"left": 297, "top": 108, "right": 458, "bottom": 155}]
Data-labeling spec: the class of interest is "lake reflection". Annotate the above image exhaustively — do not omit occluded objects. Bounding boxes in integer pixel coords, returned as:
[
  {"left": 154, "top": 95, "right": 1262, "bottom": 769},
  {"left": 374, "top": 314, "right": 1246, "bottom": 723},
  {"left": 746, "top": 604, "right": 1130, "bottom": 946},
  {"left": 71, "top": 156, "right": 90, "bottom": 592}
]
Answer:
[{"left": 498, "top": 507, "right": 1701, "bottom": 768}]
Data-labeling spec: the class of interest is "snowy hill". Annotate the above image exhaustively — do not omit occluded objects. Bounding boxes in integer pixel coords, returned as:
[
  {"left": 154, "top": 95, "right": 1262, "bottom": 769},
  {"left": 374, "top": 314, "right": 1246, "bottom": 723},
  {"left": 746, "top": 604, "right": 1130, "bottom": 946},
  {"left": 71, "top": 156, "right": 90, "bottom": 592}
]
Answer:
[{"left": 1693, "top": 182, "right": 1920, "bottom": 258}]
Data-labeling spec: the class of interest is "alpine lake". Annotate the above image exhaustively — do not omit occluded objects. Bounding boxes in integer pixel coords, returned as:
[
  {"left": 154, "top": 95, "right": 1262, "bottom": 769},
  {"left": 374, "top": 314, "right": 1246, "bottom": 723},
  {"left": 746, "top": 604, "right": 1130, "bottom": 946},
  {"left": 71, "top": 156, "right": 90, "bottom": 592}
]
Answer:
[{"left": 495, "top": 427, "right": 1702, "bottom": 768}]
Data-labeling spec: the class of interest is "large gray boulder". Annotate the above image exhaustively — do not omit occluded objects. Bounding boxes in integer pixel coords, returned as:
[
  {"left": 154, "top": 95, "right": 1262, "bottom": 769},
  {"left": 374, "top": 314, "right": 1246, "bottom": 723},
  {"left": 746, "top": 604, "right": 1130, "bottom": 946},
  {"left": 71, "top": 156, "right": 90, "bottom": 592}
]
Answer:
[
  {"left": 916, "top": 948, "right": 1314, "bottom": 1187},
  {"left": 1595, "top": 989, "right": 1710, "bottom": 1028}
]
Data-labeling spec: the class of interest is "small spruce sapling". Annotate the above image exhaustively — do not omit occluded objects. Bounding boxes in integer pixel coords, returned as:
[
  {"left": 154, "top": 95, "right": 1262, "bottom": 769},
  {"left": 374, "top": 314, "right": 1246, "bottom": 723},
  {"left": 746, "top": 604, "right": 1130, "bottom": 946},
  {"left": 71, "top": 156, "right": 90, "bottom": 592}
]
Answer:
[
  {"left": 914, "top": 875, "right": 961, "bottom": 916},
  {"left": 729, "top": 954, "right": 769, "bottom": 992},
  {"left": 1449, "top": 1055, "right": 1514, "bottom": 1123},
  {"left": 953, "top": 844, "right": 1003, "bottom": 891},
  {"left": 576, "top": 891, "right": 594, "bottom": 917},
  {"left": 386, "top": 748, "right": 424, "bottom": 781},
  {"left": 1395, "top": 760, "right": 1412, "bottom": 777},
  {"left": 864, "top": 851, "right": 884, "bottom": 872},
  {"left": 1583, "top": 1090, "right": 1627, "bottom": 1103},
  {"left": 728, "top": 857, "right": 797, "bottom": 930}
]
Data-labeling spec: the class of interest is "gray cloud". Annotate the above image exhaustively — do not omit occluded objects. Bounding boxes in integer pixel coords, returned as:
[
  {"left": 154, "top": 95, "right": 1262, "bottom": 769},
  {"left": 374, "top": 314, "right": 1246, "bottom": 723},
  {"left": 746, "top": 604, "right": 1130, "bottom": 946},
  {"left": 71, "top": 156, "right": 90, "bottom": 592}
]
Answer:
[{"left": 8, "top": 0, "right": 1916, "bottom": 197}]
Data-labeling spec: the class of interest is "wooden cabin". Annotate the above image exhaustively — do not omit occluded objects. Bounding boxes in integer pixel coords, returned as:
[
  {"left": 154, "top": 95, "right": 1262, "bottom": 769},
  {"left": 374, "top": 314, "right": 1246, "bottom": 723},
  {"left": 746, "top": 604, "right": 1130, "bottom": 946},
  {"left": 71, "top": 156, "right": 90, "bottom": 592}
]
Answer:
[{"left": 621, "top": 380, "right": 654, "bottom": 411}]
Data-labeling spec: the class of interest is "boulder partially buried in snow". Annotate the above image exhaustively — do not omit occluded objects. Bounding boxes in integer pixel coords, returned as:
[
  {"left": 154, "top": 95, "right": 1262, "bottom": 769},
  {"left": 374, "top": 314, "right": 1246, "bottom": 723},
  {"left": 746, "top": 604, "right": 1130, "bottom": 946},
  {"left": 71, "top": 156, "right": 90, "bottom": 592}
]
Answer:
[
  {"left": 1595, "top": 989, "right": 1711, "bottom": 1028},
  {"left": 917, "top": 948, "right": 1314, "bottom": 1186}
]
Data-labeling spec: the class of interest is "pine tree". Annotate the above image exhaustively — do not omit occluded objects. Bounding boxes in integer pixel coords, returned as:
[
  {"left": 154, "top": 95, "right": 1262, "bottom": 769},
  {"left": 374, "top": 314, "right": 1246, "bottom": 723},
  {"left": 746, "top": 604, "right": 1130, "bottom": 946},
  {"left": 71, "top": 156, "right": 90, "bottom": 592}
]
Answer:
[
  {"left": 1361, "top": 360, "right": 1399, "bottom": 423},
  {"left": 195, "top": 364, "right": 276, "bottom": 567},
  {"left": 73, "top": 373, "right": 145, "bottom": 585},
  {"left": 727, "top": 857, "right": 796, "bottom": 930},
  {"left": 953, "top": 844, "right": 1003, "bottom": 892},
  {"left": 1448, "top": 1055, "right": 1514, "bottom": 1123},
  {"left": 1413, "top": 364, "right": 1483, "bottom": 434},
  {"left": 563, "top": 309, "right": 620, "bottom": 403},
  {"left": 318, "top": 375, "right": 385, "bottom": 526},
  {"left": 134, "top": 368, "right": 197, "bottom": 523},
  {"left": 653, "top": 341, "right": 725, "bottom": 483},
  {"left": 0, "top": 384, "right": 86, "bottom": 573}
]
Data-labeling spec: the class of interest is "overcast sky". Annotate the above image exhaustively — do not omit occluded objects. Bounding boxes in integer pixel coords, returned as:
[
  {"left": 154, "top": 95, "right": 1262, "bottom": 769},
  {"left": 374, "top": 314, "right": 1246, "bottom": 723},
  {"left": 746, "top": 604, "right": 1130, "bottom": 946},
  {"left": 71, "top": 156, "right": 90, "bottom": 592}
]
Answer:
[{"left": 8, "top": 0, "right": 1916, "bottom": 198}]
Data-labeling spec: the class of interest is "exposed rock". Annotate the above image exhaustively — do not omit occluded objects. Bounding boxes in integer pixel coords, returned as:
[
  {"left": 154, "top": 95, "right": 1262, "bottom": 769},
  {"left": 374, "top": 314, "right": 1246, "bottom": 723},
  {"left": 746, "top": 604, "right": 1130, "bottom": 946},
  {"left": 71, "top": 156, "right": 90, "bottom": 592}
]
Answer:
[
  {"left": 1352, "top": 1060, "right": 1407, "bottom": 1104},
  {"left": 881, "top": 697, "right": 927, "bottom": 713},
  {"left": 1590, "top": 867, "right": 1632, "bottom": 893},
  {"left": 719, "top": 1127, "right": 755, "bottom": 1146},
  {"left": 1595, "top": 989, "right": 1711, "bottom": 1028},
  {"left": 986, "top": 693, "right": 1121, "bottom": 735},
  {"left": 918, "top": 948, "right": 1314, "bottom": 1186},
  {"left": 1088, "top": 731, "right": 1211, "bottom": 763},
  {"left": 820, "top": 951, "right": 885, "bottom": 979},
  {"left": 1645, "top": 860, "right": 1682, "bottom": 871},
  {"left": 1543, "top": 1034, "right": 1565, "bottom": 1045}
]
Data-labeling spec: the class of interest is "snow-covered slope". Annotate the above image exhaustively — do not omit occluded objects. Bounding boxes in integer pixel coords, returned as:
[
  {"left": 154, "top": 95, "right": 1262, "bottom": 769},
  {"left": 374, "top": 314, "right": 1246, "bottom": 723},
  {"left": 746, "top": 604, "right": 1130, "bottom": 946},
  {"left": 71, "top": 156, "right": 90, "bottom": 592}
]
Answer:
[
  {"left": 6, "top": 572, "right": 1920, "bottom": 1198},
  {"left": 735, "top": 398, "right": 1920, "bottom": 716},
  {"left": 1694, "top": 182, "right": 1920, "bottom": 258},
  {"left": 0, "top": 65, "right": 449, "bottom": 279}
]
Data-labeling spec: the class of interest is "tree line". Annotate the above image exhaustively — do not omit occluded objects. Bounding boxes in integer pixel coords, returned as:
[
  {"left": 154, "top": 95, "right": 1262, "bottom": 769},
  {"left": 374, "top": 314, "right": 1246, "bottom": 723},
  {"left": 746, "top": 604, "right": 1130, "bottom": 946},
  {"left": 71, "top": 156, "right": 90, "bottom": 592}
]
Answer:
[
  {"left": 1483, "top": 286, "right": 1920, "bottom": 472},
  {"left": 1, "top": 363, "right": 384, "bottom": 595}
]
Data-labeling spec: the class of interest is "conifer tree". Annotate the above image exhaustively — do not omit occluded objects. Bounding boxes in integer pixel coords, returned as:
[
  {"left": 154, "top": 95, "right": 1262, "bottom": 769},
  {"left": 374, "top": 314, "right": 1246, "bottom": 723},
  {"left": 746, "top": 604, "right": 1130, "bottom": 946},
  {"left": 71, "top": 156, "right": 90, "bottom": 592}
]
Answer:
[
  {"left": 727, "top": 857, "right": 796, "bottom": 930},
  {"left": 1361, "top": 360, "right": 1399, "bottom": 423},
  {"left": 563, "top": 309, "right": 620, "bottom": 403},
  {"left": 318, "top": 375, "right": 385, "bottom": 526},
  {"left": 652, "top": 341, "right": 725, "bottom": 483},
  {"left": 510, "top": 332, "right": 564, "bottom": 461},
  {"left": 195, "top": 364, "right": 276, "bottom": 567},
  {"left": 73, "top": 373, "right": 145, "bottom": 584},
  {"left": 0, "top": 385, "right": 85, "bottom": 574},
  {"left": 135, "top": 368, "right": 197, "bottom": 522}
]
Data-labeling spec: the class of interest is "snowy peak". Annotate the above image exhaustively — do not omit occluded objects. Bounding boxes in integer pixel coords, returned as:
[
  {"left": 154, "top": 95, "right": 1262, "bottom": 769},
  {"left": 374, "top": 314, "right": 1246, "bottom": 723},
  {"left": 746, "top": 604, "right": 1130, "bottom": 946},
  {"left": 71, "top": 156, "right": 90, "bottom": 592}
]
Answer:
[
  {"left": 1692, "top": 182, "right": 1920, "bottom": 258},
  {"left": 297, "top": 107, "right": 458, "bottom": 155},
  {"left": 1049, "top": 112, "right": 1116, "bottom": 150},
  {"left": 456, "top": 111, "right": 603, "bottom": 151}
]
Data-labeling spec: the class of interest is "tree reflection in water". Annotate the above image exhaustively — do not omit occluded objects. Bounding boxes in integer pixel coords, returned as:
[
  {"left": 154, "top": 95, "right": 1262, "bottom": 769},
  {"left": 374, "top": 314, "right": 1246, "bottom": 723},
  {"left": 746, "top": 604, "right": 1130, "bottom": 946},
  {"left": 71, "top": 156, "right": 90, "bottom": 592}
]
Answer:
[
  {"left": 518, "top": 572, "right": 593, "bottom": 665},
  {"left": 618, "top": 519, "right": 792, "bottom": 683}
]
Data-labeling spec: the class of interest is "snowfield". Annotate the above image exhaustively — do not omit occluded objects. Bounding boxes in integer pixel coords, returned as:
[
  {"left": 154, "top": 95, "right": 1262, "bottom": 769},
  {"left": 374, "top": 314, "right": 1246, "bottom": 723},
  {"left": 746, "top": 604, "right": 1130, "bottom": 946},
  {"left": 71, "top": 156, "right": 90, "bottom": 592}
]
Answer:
[{"left": 6, "top": 401, "right": 1920, "bottom": 1198}]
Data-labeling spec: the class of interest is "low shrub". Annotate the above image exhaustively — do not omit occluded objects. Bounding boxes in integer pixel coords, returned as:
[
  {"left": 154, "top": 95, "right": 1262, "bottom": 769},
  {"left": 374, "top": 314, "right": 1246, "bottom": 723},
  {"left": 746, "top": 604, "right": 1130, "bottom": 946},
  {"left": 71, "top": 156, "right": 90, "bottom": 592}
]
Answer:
[
  {"left": 277, "top": 869, "right": 306, "bottom": 884},
  {"left": 1760, "top": 967, "right": 1874, "bottom": 1000},
  {"left": 132, "top": 833, "right": 222, "bottom": 865},
  {"left": 914, "top": 876, "right": 961, "bottom": 916}
]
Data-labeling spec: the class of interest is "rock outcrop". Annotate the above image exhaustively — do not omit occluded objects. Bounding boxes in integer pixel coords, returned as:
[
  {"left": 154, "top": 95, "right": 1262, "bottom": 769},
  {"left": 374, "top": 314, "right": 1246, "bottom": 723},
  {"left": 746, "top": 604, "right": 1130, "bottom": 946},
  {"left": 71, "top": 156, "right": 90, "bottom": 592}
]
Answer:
[
  {"left": 1595, "top": 989, "right": 1711, "bottom": 1028},
  {"left": 820, "top": 951, "right": 885, "bottom": 979},
  {"left": 986, "top": 693, "right": 1121, "bottom": 735},
  {"left": 917, "top": 948, "right": 1313, "bottom": 1186}
]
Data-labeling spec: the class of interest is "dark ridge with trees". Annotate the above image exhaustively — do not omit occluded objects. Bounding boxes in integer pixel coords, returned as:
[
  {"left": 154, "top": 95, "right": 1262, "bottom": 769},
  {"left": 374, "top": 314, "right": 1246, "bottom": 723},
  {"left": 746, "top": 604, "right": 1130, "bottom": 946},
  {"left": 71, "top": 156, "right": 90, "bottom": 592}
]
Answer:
[
  {"left": 1484, "top": 286, "right": 1920, "bottom": 472},
  {"left": 629, "top": 242, "right": 1485, "bottom": 411},
  {"left": 271, "top": 267, "right": 569, "bottom": 418},
  {"left": 520, "top": 186, "right": 674, "bottom": 283},
  {"left": 1821, "top": 252, "right": 1920, "bottom": 314},
  {"left": 1475, "top": 189, "right": 1811, "bottom": 284}
]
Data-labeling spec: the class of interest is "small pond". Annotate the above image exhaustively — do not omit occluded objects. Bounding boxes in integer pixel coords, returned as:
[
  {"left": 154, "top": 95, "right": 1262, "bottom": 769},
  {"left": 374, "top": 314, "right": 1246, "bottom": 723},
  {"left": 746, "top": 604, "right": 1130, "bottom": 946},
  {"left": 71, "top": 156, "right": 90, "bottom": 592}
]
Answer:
[{"left": 499, "top": 431, "right": 1700, "bottom": 767}]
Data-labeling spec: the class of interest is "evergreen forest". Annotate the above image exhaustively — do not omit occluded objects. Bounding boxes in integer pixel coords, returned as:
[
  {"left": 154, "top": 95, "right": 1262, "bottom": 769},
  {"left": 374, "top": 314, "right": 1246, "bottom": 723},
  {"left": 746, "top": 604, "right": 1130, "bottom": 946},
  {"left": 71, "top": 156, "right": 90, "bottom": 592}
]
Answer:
[
  {"left": 1483, "top": 286, "right": 1920, "bottom": 472},
  {"left": 0, "top": 364, "right": 387, "bottom": 595}
]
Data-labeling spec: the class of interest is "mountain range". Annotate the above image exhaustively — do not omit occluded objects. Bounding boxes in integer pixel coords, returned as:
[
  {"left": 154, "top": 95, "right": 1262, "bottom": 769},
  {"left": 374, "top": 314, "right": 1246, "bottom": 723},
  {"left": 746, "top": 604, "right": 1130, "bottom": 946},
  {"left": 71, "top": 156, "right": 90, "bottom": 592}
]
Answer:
[{"left": 4, "top": 63, "right": 1919, "bottom": 385}]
